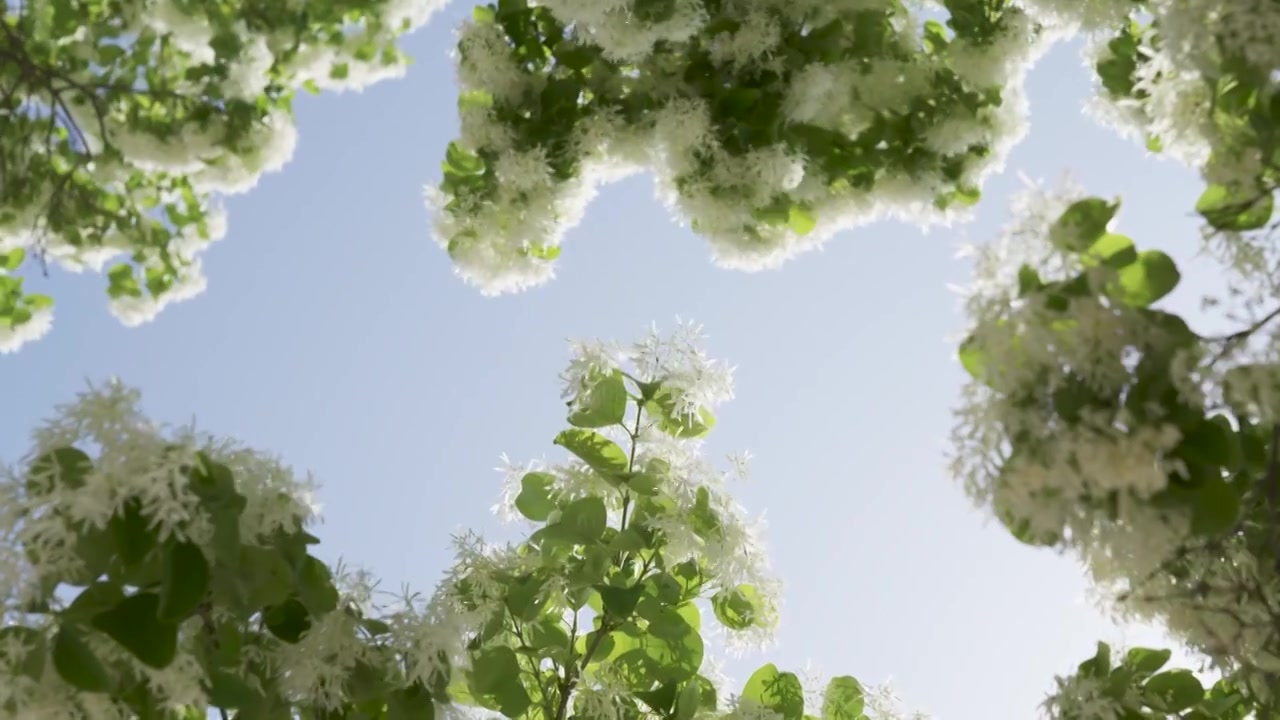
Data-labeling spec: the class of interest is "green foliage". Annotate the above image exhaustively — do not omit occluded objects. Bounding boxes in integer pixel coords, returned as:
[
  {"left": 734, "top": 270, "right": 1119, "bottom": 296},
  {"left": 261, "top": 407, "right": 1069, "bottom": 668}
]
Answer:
[
  {"left": 822, "top": 677, "right": 867, "bottom": 720},
  {"left": 515, "top": 472, "right": 558, "bottom": 521},
  {"left": 0, "top": 0, "right": 436, "bottom": 349},
  {"left": 7, "top": 445, "right": 423, "bottom": 717},
  {"left": 1197, "top": 185, "right": 1275, "bottom": 231},
  {"left": 1049, "top": 198, "right": 1119, "bottom": 252},
  {"left": 432, "top": 0, "right": 1038, "bottom": 290},
  {"left": 742, "top": 664, "right": 805, "bottom": 720}
]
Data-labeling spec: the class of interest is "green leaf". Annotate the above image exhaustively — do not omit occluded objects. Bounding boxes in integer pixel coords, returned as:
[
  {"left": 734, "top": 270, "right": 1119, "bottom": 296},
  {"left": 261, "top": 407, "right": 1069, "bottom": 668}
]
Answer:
[
  {"left": 445, "top": 141, "right": 486, "bottom": 176},
  {"left": 1196, "top": 184, "right": 1274, "bottom": 231},
  {"left": 958, "top": 336, "right": 988, "bottom": 381},
  {"left": 109, "top": 498, "right": 157, "bottom": 567},
  {"left": 388, "top": 683, "right": 436, "bottom": 720},
  {"left": 528, "top": 244, "right": 560, "bottom": 261},
  {"left": 621, "top": 471, "right": 662, "bottom": 496},
  {"left": 469, "top": 647, "right": 531, "bottom": 718},
  {"left": 1143, "top": 671, "right": 1204, "bottom": 713},
  {"left": 742, "top": 664, "right": 805, "bottom": 720},
  {"left": 1079, "top": 641, "right": 1112, "bottom": 678},
  {"left": 545, "top": 496, "right": 608, "bottom": 544},
  {"left": 1114, "top": 250, "right": 1180, "bottom": 307},
  {"left": 187, "top": 456, "right": 246, "bottom": 566},
  {"left": 821, "top": 676, "right": 866, "bottom": 720},
  {"left": 675, "top": 680, "right": 703, "bottom": 720},
  {"left": 1189, "top": 477, "right": 1240, "bottom": 537},
  {"left": 515, "top": 472, "right": 557, "bottom": 522},
  {"left": 361, "top": 618, "right": 393, "bottom": 636},
  {"left": 1050, "top": 198, "right": 1119, "bottom": 252},
  {"left": 27, "top": 446, "right": 92, "bottom": 493},
  {"left": 207, "top": 669, "right": 259, "bottom": 708},
  {"left": 296, "top": 556, "right": 340, "bottom": 617},
  {"left": 637, "top": 684, "right": 678, "bottom": 715},
  {"left": 788, "top": 204, "right": 816, "bottom": 235},
  {"left": 633, "top": 0, "right": 677, "bottom": 22},
  {"left": 90, "top": 593, "right": 179, "bottom": 668},
  {"left": 346, "top": 659, "right": 389, "bottom": 703},
  {"left": 551, "top": 41, "right": 598, "bottom": 71},
  {"left": 504, "top": 574, "right": 548, "bottom": 621},
  {"left": 263, "top": 598, "right": 312, "bottom": 644},
  {"left": 695, "top": 675, "right": 719, "bottom": 712},
  {"left": 1177, "top": 415, "right": 1241, "bottom": 470},
  {"left": 597, "top": 583, "right": 645, "bottom": 619},
  {"left": 564, "top": 545, "right": 611, "bottom": 590},
  {"left": 639, "top": 601, "right": 699, "bottom": 641},
  {"left": 568, "top": 372, "right": 629, "bottom": 428},
  {"left": 0, "top": 626, "right": 46, "bottom": 680},
  {"left": 24, "top": 293, "right": 53, "bottom": 310},
  {"left": 158, "top": 541, "right": 209, "bottom": 622},
  {"left": 609, "top": 527, "right": 649, "bottom": 553},
  {"left": 711, "top": 585, "right": 760, "bottom": 630},
  {"left": 240, "top": 545, "right": 294, "bottom": 608},
  {"left": 528, "top": 616, "right": 571, "bottom": 659},
  {"left": 647, "top": 392, "right": 716, "bottom": 439},
  {"left": 0, "top": 246, "right": 24, "bottom": 271},
  {"left": 554, "top": 429, "right": 630, "bottom": 478},
  {"left": 52, "top": 625, "right": 112, "bottom": 692},
  {"left": 1124, "top": 647, "right": 1172, "bottom": 676},
  {"left": 68, "top": 524, "right": 114, "bottom": 586},
  {"left": 1016, "top": 265, "right": 1042, "bottom": 296},
  {"left": 612, "top": 616, "right": 704, "bottom": 686},
  {"left": 1082, "top": 233, "right": 1138, "bottom": 269},
  {"left": 689, "top": 486, "right": 722, "bottom": 539},
  {"left": 65, "top": 582, "right": 125, "bottom": 623}
]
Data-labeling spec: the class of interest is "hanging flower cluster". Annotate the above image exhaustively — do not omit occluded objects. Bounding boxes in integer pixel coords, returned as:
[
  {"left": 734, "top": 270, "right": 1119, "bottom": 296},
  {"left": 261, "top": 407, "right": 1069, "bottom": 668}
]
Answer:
[
  {"left": 1067, "top": 0, "right": 1279, "bottom": 236},
  {"left": 426, "top": 0, "right": 1056, "bottom": 294},
  {"left": 951, "top": 174, "right": 1280, "bottom": 707},
  {"left": 0, "top": 0, "right": 447, "bottom": 352},
  {"left": 0, "top": 379, "right": 445, "bottom": 718}
]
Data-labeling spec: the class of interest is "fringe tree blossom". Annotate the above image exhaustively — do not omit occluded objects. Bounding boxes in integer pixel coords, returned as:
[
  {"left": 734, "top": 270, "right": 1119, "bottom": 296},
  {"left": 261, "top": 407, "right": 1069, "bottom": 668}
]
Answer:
[
  {"left": 428, "top": 0, "right": 1056, "bottom": 294},
  {"left": 486, "top": 324, "right": 781, "bottom": 666},
  {"left": 0, "top": 0, "right": 447, "bottom": 351},
  {"left": 1067, "top": 0, "right": 1280, "bottom": 256},
  {"left": 0, "top": 379, "right": 443, "bottom": 718},
  {"left": 952, "top": 172, "right": 1280, "bottom": 691}
]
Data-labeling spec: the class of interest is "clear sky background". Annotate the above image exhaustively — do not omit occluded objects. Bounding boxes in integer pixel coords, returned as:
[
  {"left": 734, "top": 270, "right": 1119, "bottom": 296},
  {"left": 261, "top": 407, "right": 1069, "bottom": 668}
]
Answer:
[{"left": 1, "top": 5, "right": 1236, "bottom": 718}]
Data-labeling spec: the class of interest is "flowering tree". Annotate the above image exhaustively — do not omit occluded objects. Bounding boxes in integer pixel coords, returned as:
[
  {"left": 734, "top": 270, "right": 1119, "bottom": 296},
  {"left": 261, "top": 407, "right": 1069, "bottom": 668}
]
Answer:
[
  {"left": 0, "top": 0, "right": 445, "bottom": 352},
  {"left": 424, "top": 0, "right": 1276, "bottom": 296},
  {"left": 945, "top": 0, "right": 1280, "bottom": 713},
  {"left": 426, "top": 0, "right": 1050, "bottom": 293},
  {"left": 414, "top": 0, "right": 1280, "bottom": 712},
  {"left": 0, "top": 325, "right": 933, "bottom": 720}
]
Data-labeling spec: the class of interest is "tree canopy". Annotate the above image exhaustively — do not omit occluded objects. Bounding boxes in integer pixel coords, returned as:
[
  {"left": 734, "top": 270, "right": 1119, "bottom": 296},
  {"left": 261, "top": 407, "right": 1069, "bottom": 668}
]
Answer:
[{"left": 3, "top": 0, "right": 1280, "bottom": 717}]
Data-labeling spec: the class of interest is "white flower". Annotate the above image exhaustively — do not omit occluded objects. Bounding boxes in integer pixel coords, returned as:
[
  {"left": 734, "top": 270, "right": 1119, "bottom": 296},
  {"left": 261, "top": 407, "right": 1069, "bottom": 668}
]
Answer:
[{"left": 0, "top": 307, "right": 53, "bottom": 354}]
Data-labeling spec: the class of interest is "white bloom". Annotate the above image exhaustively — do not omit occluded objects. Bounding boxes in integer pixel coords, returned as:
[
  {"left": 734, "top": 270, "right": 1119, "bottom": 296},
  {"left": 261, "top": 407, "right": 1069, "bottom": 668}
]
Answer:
[
  {"left": 0, "top": 307, "right": 53, "bottom": 354},
  {"left": 226, "top": 35, "right": 276, "bottom": 100}
]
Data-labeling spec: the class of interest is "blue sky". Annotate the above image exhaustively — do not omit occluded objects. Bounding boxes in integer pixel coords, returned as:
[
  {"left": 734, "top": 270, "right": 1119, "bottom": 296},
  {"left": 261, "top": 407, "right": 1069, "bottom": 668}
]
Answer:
[{"left": 1, "top": 5, "right": 1229, "bottom": 718}]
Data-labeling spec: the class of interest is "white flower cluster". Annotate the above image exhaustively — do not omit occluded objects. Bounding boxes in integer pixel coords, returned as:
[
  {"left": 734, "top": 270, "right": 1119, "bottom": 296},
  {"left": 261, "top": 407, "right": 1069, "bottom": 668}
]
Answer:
[
  {"left": 0, "top": 381, "right": 465, "bottom": 717},
  {"left": 1040, "top": 670, "right": 1131, "bottom": 720},
  {"left": 493, "top": 323, "right": 778, "bottom": 655},
  {"left": 949, "top": 178, "right": 1221, "bottom": 621},
  {"left": 0, "top": 306, "right": 53, "bottom": 355},
  {"left": 1062, "top": 0, "right": 1280, "bottom": 189},
  {"left": 0, "top": 381, "right": 316, "bottom": 715},
  {"left": 0, "top": 380, "right": 321, "bottom": 612},
  {"left": 1, "top": 0, "right": 448, "bottom": 351},
  {"left": 428, "top": 0, "right": 1056, "bottom": 295}
]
